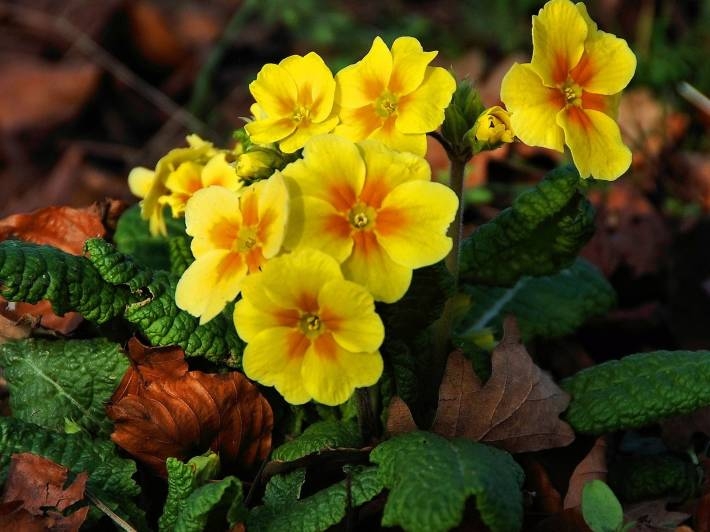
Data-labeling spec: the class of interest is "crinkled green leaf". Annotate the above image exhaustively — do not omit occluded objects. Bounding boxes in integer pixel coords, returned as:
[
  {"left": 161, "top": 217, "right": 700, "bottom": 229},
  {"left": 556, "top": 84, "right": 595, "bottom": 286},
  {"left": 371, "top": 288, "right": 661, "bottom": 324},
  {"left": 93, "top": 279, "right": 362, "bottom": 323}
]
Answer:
[
  {"left": 168, "top": 236, "right": 194, "bottom": 276},
  {"left": 0, "top": 417, "right": 144, "bottom": 528},
  {"left": 113, "top": 204, "right": 185, "bottom": 271},
  {"left": 272, "top": 420, "right": 361, "bottom": 461},
  {"left": 0, "top": 338, "right": 128, "bottom": 436},
  {"left": 581, "top": 480, "right": 624, "bottom": 532},
  {"left": 159, "top": 452, "right": 222, "bottom": 532},
  {"left": 248, "top": 466, "right": 383, "bottom": 532},
  {"left": 0, "top": 240, "right": 129, "bottom": 323},
  {"left": 457, "top": 258, "right": 615, "bottom": 342},
  {"left": 174, "top": 476, "right": 244, "bottom": 532},
  {"left": 263, "top": 469, "right": 306, "bottom": 507},
  {"left": 123, "top": 271, "right": 243, "bottom": 365},
  {"left": 562, "top": 350, "right": 710, "bottom": 434},
  {"left": 371, "top": 431, "right": 524, "bottom": 532},
  {"left": 85, "top": 237, "right": 152, "bottom": 291},
  {"left": 459, "top": 165, "right": 595, "bottom": 286}
]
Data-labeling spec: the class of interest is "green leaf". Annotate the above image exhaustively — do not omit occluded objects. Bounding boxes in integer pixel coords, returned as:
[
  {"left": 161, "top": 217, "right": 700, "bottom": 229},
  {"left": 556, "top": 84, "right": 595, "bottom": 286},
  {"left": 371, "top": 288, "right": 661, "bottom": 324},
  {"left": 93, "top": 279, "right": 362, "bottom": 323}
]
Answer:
[
  {"left": 459, "top": 165, "right": 595, "bottom": 286},
  {"left": 370, "top": 431, "right": 524, "bottom": 532},
  {"left": 123, "top": 271, "right": 244, "bottom": 365},
  {"left": 457, "top": 258, "right": 615, "bottom": 342},
  {"left": 263, "top": 469, "right": 306, "bottom": 507},
  {"left": 0, "top": 240, "right": 130, "bottom": 323},
  {"left": 159, "top": 452, "right": 222, "bottom": 532},
  {"left": 0, "top": 417, "right": 144, "bottom": 527},
  {"left": 168, "top": 236, "right": 194, "bottom": 275},
  {"left": 248, "top": 466, "right": 383, "bottom": 532},
  {"left": 272, "top": 419, "right": 361, "bottom": 461},
  {"left": 113, "top": 204, "right": 185, "bottom": 271},
  {"left": 85, "top": 237, "right": 152, "bottom": 291},
  {"left": 0, "top": 338, "right": 128, "bottom": 436},
  {"left": 562, "top": 351, "right": 710, "bottom": 434},
  {"left": 174, "top": 476, "right": 244, "bottom": 532},
  {"left": 608, "top": 453, "right": 700, "bottom": 503},
  {"left": 581, "top": 480, "right": 624, "bottom": 532}
]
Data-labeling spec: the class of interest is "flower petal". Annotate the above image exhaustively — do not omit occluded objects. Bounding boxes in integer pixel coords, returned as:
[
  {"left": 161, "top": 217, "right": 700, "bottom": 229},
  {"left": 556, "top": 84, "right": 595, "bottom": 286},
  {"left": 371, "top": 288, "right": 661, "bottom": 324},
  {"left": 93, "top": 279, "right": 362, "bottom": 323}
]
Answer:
[
  {"left": 201, "top": 153, "right": 242, "bottom": 190},
  {"left": 342, "top": 230, "right": 412, "bottom": 303},
  {"left": 301, "top": 338, "right": 383, "bottom": 406},
  {"left": 557, "top": 106, "right": 632, "bottom": 180},
  {"left": 571, "top": 31, "right": 636, "bottom": 95},
  {"left": 185, "top": 186, "right": 242, "bottom": 255},
  {"left": 395, "top": 66, "right": 456, "bottom": 134},
  {"left": 175, "top": 249, "right": 247, "bottom": 324},
  {"left": 283, "top": 135, "right": 365, "bottom": 211},
  {"left": 253, "top": 173, "right": 289, "bottom": 258},
  {"left": 335, "top": 36, "right": 392, "bottom": 109},
  {"left": 376, "top": 180, "right": 457, "bottom": 268},
  {"left": 249, "top": 63, "right": 298, "bottom": 118},
  {"left": 128, "top": 167, "right": 155, "bottom": 199},
  {"left": 278, "top": 115, "right": 339, "bottom": 154},
  {"left": 369, "top": 117, "right": 427, "bottom": 156},
  {"left": 389, "top": 36, "right": 437, "bottom": 96},
  {"left": 501, "top": 63, "right": 565, "bottom": 151},
  {"left": 281, "top": 52, "right": 336, "bottom": 123},
  {"left": 334, "top": 105, "right": 383, "bottom": 142},
  {"left": 530, "top": 0, "right": 587, "bottom": 86},
  {"left": 285, "top": 195, "right": 353, "bottom": 262},
  {"left": 318, "top": 279, "right": 384, "bottom": 353},
  {"left": 242, "top": 327, "right": 311, "bottom": 405},
  {"left": 244, "top": 116, "right": 297, "bottom": 146}
]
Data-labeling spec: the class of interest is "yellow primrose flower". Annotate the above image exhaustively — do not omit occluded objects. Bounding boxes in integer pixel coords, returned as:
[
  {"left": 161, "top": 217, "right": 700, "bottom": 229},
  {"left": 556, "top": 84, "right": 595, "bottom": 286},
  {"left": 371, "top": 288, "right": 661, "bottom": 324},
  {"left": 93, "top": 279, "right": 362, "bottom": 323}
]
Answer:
[
  {"left": 283, "top": 135, "right": 458, "bottom": 303},
  {"left": 500, "top": 0, "right": 636, "bottom": 180},
  {"left": 234, "top": 248, "right": 384, "bottom": 406},
  {"left": 160, "top": 153, "right": 242, "bottom": 217},
  {"left": 175, "top": 173, "right": 289, "bottom": 324},
  {"left": 127, "top": 167, "right": 155, "bottom": 199},
  {"left": 245, "top": 52, "right": 339, "bottom": 153},
  {"left": 334, "top": 36, "right": 456, "bottom": 156},
  {"left": 469, "top": 106, "right": 515, "bottom": 150},
  {"left": 139, "top": 135, "right": 217, "bottom": 236}
]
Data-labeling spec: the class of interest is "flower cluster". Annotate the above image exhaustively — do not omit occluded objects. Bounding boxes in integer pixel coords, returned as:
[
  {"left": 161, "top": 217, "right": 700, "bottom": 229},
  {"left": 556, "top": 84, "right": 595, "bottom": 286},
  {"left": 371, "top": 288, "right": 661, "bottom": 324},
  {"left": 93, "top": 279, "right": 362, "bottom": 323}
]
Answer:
[{"left": 128, "top": 6, "right": 636, "bottom": 405}]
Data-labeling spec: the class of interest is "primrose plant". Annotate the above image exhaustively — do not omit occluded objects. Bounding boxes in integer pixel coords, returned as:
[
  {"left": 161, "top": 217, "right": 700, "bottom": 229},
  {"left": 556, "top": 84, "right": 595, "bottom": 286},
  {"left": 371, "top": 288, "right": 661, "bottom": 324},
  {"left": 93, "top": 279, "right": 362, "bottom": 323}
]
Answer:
[{"left": 9, "top": 2, "right": 707, "bottom": 531}]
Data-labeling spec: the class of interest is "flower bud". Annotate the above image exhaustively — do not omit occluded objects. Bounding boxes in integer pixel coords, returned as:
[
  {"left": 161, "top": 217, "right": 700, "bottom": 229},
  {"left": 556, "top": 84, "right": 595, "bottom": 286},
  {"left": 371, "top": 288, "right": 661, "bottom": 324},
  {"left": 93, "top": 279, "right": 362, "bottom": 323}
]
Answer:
[
  {"left": 441, "top": 80, "right": 486, "bottom": 159},
  {"left": 235, "top": 149, "right": 281, "bottom": 181},
  {"left": 466, "top": 106, "right": 514, "bottom": 153}
]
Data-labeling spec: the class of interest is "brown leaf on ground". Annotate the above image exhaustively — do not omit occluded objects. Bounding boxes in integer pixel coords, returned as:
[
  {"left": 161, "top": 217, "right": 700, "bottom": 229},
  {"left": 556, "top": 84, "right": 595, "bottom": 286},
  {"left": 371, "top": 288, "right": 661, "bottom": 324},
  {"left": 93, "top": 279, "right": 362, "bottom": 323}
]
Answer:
[
  {"left": 384, "top": 396, "right": 418, "bottom": 437},
  {"left": 0, "top": 311, "right": 31, "bottom": 344},
  {"left": 533, "top": 507, "right": 591, "bottom": 532},
  {"left": 624, "top": 499, "right": 690, "bottom": 532},
  {"left": 581, "top": 182, "right": 670, "bottom": 278},
  {"left": 0, "top": 201, "right": 123, "bottom": 334},
  {"left": 126, "top": 1, "right": 187, "bottom": 67},
  {"left": 107, "top": 339, "right": 273, "bottom": 476},
  {"left": 431, "top": 317, "right": 575, "bottom": 453},
  {"left": 0, "top": 59, "right": 100, "bottom": 132},
  {"left": 670, "top": 151, "right": 710, "bottom": 211},
  {"left": 523, "top": 458, "right": 563, "bottom": 514},
  {"left": 563, "top": 437, "right": 608, "bottom": 509},
  {"left": 0, "top": 453, "right": 89, "bottom": 532},
  {"left": 694, "top": 492, "right": 710, "bottom": 532}
]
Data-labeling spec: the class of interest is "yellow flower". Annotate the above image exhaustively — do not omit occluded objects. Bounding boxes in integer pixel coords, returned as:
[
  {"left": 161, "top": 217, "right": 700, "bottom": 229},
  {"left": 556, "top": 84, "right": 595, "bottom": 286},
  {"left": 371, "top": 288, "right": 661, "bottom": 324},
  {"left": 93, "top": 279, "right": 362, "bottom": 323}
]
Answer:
[
  {"left": 334, "top": 36, "right": 456, "bottom": 156},
  {"left": 500, "top": 0, "right": 636, "bottom": 180},
  {"left": 283, "top": 135, "right": 458, "bottom": 303},
  {"left": 160, "top": 153, "right": 242, "bottom": 218},
  {"left": 138, "top": 135, "right": 217, "bottom": 236},
  {"left": 175, "top": 173, "right": 289, "bottom": 324},
  {"left": 234, "top": 248, "right": 384, "bottom": 406},
  {"left": 127, "top": 167, "right": 155, "bottom": 199},
  {"left": 468, "top": 106, "right": 515, "bottom": 150},
  {"left": 245, "top": 52, "right": 339, "bottom": 153}
]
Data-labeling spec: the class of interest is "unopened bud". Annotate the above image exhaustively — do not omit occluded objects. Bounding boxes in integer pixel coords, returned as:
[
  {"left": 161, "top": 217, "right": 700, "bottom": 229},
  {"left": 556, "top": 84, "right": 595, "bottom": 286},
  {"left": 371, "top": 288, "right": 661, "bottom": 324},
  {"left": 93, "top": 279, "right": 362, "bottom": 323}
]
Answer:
[
  {"left": 467, "top": 106, "right": 514, "bottom": 153},
  {"left": 236, "top": 149, "right": 280, "bottom": 180}
]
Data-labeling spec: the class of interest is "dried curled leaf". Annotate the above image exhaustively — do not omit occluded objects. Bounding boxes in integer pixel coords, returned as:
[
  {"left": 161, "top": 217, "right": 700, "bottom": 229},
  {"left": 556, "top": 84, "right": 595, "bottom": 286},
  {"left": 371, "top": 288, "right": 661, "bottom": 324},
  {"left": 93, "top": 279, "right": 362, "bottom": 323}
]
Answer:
[
  {"left": 564, "top": 437, "right": 608, "bottom": 509},
  {"left": 0, "top": 453, "right": 89, "bottom": 532},
  {"left": 432, "top": 317, "right": 575, "bottom": 453},
  {"left": 107, "top": 339, "right": 273, "bottom": 476}
]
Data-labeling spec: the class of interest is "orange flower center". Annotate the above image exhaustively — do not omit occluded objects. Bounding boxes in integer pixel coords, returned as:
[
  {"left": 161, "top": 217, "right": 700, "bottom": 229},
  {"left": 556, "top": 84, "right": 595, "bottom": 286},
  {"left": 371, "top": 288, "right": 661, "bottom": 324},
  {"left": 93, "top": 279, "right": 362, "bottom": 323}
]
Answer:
[
  {"left": 374, "top": 91, "right": 398, "bottom": 118},
  {"left": 292, "top": 105, "right": 310, "bottom": 124},
  {"left": 236, "top": 226, "right": 258, "bottom": 252},
  {"left": 348, "top": 203, "right": 377, "bottom": 230},
  {"left": 299, "top": 312, "right": 323, "bottom": 338}
]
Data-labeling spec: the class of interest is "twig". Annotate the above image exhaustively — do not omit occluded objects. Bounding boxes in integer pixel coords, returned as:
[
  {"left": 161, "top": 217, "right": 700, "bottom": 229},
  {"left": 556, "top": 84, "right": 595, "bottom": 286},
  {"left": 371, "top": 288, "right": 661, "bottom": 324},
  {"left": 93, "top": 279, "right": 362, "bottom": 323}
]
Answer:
[{"left": 85, "top": 490, "right": 137, "bottom": 532}]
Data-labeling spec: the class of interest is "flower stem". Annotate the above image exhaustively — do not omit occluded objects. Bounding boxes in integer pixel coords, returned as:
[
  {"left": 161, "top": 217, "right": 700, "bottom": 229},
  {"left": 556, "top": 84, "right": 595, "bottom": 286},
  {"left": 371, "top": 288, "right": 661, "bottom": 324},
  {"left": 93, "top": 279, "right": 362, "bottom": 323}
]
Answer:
[
  {"left": 355, "top": 386, "right": 377, "bottom": 444},
  {"left": 445, "top": 155, "right": 467, "bottom": 282}
]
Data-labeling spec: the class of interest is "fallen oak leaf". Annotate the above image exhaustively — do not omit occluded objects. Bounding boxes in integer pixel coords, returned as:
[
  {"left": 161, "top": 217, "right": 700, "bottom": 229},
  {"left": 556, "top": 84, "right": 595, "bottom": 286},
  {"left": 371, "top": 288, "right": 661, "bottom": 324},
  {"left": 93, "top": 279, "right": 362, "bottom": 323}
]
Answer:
[
  {"left": 0, "top": 452, "right": 89, "bottom": 532},
  {"left": 106, "top": 339, "right": 273, "bottom": 476},
  {"left": 624, "top": 498, "right": 690, "bottom": 532},
  {"left": 384, "top": 396, "right": 418, "bottom": 437},
  {"left": 563, "top": 437, "right": 608, "bottom": 509},
  {"left": 431, "top": 316, "right": 575, "bottom": 453}
]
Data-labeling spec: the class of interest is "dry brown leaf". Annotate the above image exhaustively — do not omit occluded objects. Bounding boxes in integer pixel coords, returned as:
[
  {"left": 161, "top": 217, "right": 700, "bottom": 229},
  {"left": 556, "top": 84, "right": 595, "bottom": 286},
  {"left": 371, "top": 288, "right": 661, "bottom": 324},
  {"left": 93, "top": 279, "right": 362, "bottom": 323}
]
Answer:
[
  {"left": 0, "top": 59, "right": 100, "bottom": 132},
  {"left": 564, "top": 437, "right": 608, "bottom": 509},
  {"left": 0, "top": 311, "right": 31, "bottom": 344},
  {"left": 624, "top": 499, "right": 690, "bottom": 532},
  {"left": 384, "top": 396, "right": 418, "bottom": 437},
  {"left": 107, "top": 339, "right": 273, "bottom": 476},
  {"left": 533, "top": 507, "right": 591, "bottom": 532},
  {"left": 126, "top": 1, "right": 186, "bottom": 67},
  {"left": 0, "top": 453, "right": 89, "bottom": 532},
  {"left": 582, "top": 182, "right": 670, "bottom": 278},
  {"left": 431, "top": 317, "right": 575, "bottom": 453},
  {"left": 523, "top": 458, "right": 563, "bottom": 514},
  {"left": 694, "top": 492, "right": 710, "bottom": 532}
]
